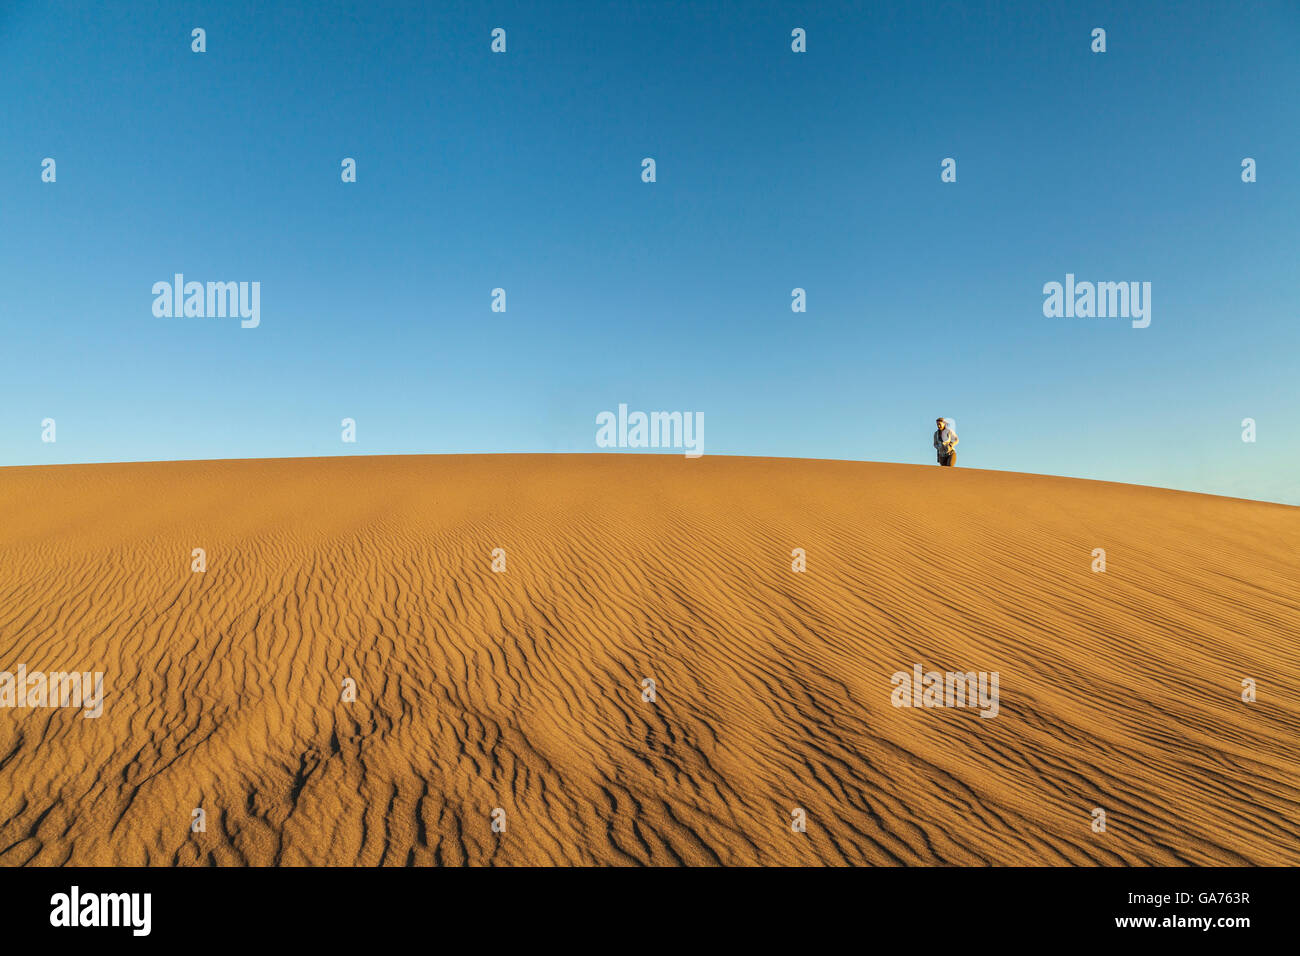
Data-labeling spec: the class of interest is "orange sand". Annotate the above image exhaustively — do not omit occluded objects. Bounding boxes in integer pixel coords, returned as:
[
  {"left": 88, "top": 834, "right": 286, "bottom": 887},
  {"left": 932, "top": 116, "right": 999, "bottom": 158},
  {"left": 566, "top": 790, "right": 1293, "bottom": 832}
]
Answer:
[{"left": 0, "top": 454, "right": 1296, "bottom": 865}]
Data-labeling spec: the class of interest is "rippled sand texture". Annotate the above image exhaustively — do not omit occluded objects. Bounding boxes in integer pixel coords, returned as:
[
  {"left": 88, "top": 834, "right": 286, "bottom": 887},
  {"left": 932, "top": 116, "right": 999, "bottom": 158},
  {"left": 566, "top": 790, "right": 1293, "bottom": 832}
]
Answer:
[{"left": 0, "top": 454, "right": 1296, "bottom": 866}]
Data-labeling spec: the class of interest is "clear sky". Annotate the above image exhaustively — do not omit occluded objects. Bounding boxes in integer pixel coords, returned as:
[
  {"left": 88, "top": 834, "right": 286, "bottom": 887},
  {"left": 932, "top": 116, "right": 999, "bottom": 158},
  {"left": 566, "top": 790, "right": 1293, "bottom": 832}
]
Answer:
[{"left": 3, "top": 0, "right": 1297, "bottom": 503}]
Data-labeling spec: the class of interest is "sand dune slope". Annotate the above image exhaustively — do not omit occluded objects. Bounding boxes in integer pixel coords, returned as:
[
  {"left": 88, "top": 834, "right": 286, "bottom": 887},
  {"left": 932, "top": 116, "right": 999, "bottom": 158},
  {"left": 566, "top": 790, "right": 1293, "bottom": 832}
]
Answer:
[{"left": 0, "top": 454, "right": 1296, "bottom": 866}]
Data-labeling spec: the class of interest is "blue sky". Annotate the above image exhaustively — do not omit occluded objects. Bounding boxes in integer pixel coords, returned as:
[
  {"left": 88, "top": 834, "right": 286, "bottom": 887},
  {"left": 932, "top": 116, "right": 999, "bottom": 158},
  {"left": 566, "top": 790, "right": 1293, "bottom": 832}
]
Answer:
[{"left": 2, "top": 0, "right": 1297, "bottom": 503}]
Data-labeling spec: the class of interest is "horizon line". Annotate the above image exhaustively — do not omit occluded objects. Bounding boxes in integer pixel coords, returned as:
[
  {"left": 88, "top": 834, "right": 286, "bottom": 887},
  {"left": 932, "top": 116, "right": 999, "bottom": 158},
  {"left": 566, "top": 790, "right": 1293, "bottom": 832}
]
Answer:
[{"left": 4, "top": 451, "right": 1295, "bottom": 509}]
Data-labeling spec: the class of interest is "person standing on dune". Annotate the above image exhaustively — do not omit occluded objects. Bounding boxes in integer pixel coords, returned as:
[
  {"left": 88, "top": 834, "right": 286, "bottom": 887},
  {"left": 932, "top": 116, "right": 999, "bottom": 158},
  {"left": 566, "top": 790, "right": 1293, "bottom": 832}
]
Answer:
[{"left": 934, "top": 417, "right": 959, "bottom": 466}]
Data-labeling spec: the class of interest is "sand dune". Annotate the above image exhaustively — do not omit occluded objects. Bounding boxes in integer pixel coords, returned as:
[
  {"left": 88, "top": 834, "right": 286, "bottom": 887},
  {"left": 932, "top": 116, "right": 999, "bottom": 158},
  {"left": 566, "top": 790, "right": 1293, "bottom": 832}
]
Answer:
[{"left": 0, "top": 454, "right": 1296, "bottom": 866}]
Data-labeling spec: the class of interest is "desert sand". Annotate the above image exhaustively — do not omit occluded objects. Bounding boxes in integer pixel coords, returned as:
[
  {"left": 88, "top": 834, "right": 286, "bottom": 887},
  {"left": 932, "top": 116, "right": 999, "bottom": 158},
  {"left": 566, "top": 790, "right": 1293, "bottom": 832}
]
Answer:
[{"left": 0, "top": 454, "right": 1296, "bottom": 866}]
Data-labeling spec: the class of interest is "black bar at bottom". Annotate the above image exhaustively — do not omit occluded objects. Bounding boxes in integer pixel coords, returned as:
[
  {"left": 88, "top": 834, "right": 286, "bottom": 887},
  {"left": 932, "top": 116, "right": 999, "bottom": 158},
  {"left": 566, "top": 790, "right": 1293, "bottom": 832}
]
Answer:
[{"left": 0, "top": 865, "right": 1283, "bottom": 944}]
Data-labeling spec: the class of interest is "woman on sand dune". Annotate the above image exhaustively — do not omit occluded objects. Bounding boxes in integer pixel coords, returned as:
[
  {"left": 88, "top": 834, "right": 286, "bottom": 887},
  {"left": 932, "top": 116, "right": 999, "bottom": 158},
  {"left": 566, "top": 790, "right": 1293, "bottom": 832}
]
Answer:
[{"left": 934, "top": 418, "right": 958, "bottom": 466}]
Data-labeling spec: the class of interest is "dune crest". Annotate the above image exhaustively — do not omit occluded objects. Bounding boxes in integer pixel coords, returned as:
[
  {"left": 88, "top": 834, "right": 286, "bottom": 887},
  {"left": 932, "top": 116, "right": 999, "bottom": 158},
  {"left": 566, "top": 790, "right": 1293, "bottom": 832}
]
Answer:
[{"left": 0, "top": 454, "right": 1296, "bottom": 866}]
